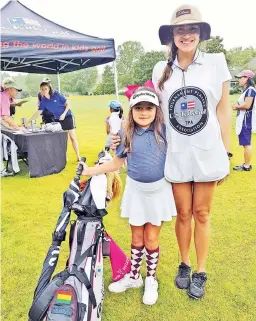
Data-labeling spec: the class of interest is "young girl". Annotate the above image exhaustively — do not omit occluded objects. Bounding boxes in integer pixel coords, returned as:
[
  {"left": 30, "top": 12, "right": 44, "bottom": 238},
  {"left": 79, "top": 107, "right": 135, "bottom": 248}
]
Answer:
[
  {"left": 80, "top": 86, "right": 177, "bottom": 305},
  {"left": 105, "top": 100, "right": 124, "bottom": 149}
]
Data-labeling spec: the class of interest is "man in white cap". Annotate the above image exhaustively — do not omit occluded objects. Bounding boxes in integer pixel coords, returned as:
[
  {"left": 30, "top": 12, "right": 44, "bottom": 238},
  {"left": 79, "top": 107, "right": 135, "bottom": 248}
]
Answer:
[
  {"left": 0, "top": 78, "right": 24, "bottom": 177},
  {"left": 1, "top": 77, "right": 26, "bottom": 118},
  {"left": 0, "top": 78, "right": 23, "bottom": 130}
]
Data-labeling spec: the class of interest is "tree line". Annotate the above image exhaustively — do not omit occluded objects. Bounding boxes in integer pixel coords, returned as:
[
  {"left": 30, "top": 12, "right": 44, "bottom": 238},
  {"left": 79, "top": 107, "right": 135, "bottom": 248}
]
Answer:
[{"left": 1, "top": 37, "right": 255, "bottom": 97}]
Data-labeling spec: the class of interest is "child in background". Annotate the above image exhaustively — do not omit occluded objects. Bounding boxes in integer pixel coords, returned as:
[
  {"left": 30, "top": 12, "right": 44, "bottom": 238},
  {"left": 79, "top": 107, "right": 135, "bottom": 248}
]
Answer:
[{"left": 105, "top": 100, "right": 124, "bottom": 149}]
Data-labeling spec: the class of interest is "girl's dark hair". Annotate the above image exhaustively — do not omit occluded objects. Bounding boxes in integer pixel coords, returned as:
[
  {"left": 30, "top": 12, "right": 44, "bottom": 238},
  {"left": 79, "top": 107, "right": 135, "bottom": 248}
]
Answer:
[
  {"left": 123, "top": 86, "right": 166, "bottom": 154},
  {"left": 110, "top": 106, "right": 123, "bottom": 119},
  {"left": 40, "top": 82, "right": 54, "bottom": 96},
  {"left": 118, "top": 107, "right": 123, "bottom": 119},
  {"left": 247, "top": 78, "right": 255, "bottom": 88}
]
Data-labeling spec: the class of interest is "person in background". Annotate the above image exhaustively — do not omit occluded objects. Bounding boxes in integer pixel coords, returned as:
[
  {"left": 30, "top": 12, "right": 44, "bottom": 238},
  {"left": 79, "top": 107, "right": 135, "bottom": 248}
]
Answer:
[
  {"left": 26, "top": 81, "right": 80, "bottom": 161},
  {"left": 37, "top": 77, "right": 51, "bottom": 107},
  {"left": 0, "top": 78, "right": 24, "bottom": 177},
  {"left": 1, "top": 77, "right": 21, "bottom": 118},
  {"left": 36, "top": 78, "right": 54, "bottom": 125},
  {"left": 0, "top": 78, "right": 23, "bottom": 131},
  {"left": 233, "top": 70, "right": 256, "bottom": 171},
  {"left": 105, "top": 100, "right": 124, "bottom": 149}
]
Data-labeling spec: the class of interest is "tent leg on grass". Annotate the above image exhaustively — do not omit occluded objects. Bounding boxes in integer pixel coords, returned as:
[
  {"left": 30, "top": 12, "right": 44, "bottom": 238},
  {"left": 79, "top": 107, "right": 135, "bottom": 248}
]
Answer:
[
  {"left": 57, "top": 72, "right": 61, "bottom": 92},
  {"left": 113, "top": 60, "right": 119, "bottom": 101}
]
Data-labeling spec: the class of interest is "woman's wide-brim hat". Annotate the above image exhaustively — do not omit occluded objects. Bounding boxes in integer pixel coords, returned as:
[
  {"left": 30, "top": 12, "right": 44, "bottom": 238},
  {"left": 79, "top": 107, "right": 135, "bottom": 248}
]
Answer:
[{"left": 159, "top": 4, "right": 211, "bottom": 45}]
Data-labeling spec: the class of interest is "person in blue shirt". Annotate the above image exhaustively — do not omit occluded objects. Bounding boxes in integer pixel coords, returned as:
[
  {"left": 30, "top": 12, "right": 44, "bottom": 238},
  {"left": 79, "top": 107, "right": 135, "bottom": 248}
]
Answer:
[
  {"left": 37, "top": 77, "right": 51, "bottom": 107},
  {"left": 79, "top": 86, "right": 177, "bottom": 306},
  {"left": 27, "top": 81, "right": 80, "bottom": 160},
  {"left": 233, "top": 70, "right": 256, "bottom": 171}
]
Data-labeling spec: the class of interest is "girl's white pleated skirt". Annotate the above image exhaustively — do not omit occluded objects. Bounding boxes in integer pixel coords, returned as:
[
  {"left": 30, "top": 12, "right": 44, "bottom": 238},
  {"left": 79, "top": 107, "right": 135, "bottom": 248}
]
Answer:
[{"left": 120, "top": 176, "right": 177, "bottom": 226}]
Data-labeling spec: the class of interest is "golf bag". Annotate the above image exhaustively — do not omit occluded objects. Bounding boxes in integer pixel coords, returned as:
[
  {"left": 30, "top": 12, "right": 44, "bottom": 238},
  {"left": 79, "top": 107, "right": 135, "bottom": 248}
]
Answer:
[{"left": 29, "top": 156, "right": 109, "bottom": 321}]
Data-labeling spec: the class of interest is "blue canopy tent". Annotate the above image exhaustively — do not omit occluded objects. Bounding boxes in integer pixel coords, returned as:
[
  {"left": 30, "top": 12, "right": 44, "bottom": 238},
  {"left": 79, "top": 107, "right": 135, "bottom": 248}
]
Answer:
[{"left": 0, "top": 0, "right": 119, "bottom": 96}]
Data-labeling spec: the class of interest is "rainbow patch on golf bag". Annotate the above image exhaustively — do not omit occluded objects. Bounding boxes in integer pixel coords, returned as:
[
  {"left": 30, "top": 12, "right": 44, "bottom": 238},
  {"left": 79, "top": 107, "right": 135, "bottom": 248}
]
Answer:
[
  {"left": 56, "top": 290, "right": 73, "bottom": 305},
  {"left": 46, "top": 284, "right": 78, "bottom": 321}
]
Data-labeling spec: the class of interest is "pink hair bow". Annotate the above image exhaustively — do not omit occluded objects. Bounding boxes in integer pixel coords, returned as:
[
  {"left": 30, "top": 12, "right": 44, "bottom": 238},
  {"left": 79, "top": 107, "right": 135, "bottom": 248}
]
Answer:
[{"left": 125, "top": 80, "right": 155, "bottom": 99}]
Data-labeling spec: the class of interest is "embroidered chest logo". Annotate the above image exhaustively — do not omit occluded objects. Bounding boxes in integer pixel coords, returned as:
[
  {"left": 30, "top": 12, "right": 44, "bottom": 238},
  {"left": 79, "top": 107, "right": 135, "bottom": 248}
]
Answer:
[{"left": 168, "top": 86, "right": 208, "bottom": 136}]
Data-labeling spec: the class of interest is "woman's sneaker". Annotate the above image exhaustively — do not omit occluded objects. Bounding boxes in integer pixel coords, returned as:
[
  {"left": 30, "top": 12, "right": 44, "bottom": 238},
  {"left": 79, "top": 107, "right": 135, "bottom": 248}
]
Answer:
[
  {"left": 143, "top": 276, "right": 159, "bottom": 305},
  {"left": 108, "top": 273, "right": 143, "bottom": 293},
  {"left": 175, "top": 262, "right": 191, "bottom": 289},
  {"left": 188, "top": 272, "right": 207, "bottom": 299},
  {"left": 0, "top": 169, "right": 13, "bottom": 177},
  {"left": 233, "top": 164, "right": 252, "bottom": 171}
]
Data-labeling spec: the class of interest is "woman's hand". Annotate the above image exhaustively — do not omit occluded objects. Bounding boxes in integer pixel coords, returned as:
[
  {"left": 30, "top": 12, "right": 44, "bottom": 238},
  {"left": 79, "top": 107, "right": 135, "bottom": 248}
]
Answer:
[
  {"left": 20, "top": 126, "right": 27, "bottom": 132},
  {"left": 59, "top": 113, "right": 66, "bottom": 121},
  {"left": 111, "top": 133, "right": 121, "bottom": 150},
  {"left": 232, "top": 104, "right": 238, "bottom": 110}
]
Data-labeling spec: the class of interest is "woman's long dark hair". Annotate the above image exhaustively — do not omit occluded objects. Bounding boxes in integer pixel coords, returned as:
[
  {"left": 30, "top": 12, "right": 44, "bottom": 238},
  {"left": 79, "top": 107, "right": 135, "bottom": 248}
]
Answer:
[
  {"left": 40, "top": 82, "right": 54, "bottom": 96},
  {"left": 158, "top": 42, "right": 178, "bottom": 90},
  {"left": 247, "top": 78, "right": 256, "bottom": 88},
  {"left": 118, "top": 107, "right": 123, "bottom": 119},
  {"left": 110, "top": 106, "right": 123, "bottom": 119}
]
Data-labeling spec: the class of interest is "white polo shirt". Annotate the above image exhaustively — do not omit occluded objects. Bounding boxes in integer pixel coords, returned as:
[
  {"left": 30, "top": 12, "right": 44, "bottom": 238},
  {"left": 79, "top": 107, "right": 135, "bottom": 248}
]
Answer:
[
  {"left": 152, "top": 51, "right": 231, "bottom": 153},
  {"left": 108, "top": 111, "right": 122, "bottom": 134}
]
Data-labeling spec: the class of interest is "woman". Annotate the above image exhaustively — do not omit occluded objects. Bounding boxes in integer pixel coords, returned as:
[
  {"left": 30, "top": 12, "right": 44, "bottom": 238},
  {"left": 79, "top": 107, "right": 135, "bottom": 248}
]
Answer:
[
  {"left": 37, "top": 77, "right": 51, "bottom": 107},
  {"left": 233, "top": 70, "right": 255, "bottom": 171},
  {"left": 150, "top": 4, "right": 232, "bottom": 299},
  {"left": 27, "top": 81, "right": 80, "bottom": 160}
]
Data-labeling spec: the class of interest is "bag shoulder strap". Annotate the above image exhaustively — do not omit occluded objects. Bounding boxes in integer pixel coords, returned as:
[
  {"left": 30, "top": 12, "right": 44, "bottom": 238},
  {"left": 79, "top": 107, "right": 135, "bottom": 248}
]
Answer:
[
  {"left": 74, "top": 269, "right": 97, "bottom": 308},
  {"left": 71, "top": 222, "right": 102, "bottom": 269},
  {"left": 65, "top": 220, "right": 76, "bottom": 268}
]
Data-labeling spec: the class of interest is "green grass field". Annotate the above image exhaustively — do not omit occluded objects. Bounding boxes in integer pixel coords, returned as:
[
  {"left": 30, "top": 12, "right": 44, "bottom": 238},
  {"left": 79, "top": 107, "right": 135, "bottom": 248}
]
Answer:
[{"left": 1, "top": 95, "right": 256, "bottom": 321}]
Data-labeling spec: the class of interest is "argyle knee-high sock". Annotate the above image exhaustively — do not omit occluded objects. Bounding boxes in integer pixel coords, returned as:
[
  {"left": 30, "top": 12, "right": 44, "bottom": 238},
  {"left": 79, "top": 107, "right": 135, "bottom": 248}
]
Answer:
[
  {"left": 130, "top": 245, "right": 144, "bottom": 280},
  {"left": 145, "top": 247, "right": 159, "bottom": 278}
]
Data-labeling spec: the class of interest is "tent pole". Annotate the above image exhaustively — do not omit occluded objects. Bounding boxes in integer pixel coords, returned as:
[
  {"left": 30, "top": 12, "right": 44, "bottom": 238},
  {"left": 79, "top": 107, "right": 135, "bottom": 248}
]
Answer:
[
  {"left": 113, "top": 60, "right": 119, "bottom": 101},
  {"left": 57, "top": 72, "right": 61, "bottom": 92}
]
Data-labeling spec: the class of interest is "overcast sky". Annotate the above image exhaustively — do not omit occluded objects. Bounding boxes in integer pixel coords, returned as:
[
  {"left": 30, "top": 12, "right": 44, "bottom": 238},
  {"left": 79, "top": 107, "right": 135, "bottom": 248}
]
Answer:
[{"left": 1, "top": 0, "right": 256, "bottom": 50}]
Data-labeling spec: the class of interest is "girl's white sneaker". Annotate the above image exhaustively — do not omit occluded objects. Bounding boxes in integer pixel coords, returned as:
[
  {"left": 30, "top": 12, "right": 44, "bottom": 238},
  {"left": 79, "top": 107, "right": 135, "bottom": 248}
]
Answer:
[
  {"left": 108, "top": 273, "right": 143, "bottom": 293},
  {"left": 143, "top": 276, "right": 159, "bottom": 305}
]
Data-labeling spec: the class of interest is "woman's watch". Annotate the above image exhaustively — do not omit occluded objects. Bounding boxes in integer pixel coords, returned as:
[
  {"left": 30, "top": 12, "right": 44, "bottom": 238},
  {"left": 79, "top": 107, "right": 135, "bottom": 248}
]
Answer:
[{"left": 227, "top": 152, "right": 233, "bottom": 158}]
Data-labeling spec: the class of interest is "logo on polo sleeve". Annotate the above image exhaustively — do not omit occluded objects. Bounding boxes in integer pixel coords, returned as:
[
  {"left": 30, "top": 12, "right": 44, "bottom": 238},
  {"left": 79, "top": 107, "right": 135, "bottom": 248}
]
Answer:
[{"left": 168, "top": 86, "right": 208, "bottom": 136}]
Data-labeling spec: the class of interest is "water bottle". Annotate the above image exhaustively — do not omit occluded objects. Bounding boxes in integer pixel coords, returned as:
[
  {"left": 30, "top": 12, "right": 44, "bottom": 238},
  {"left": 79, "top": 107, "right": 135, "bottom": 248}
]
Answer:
[
  {"left": 31, "top": 120, "right": 36, "bottom": 132},
  {"left": 21, "top": 117, "right": 26, "bottom": 127}
]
